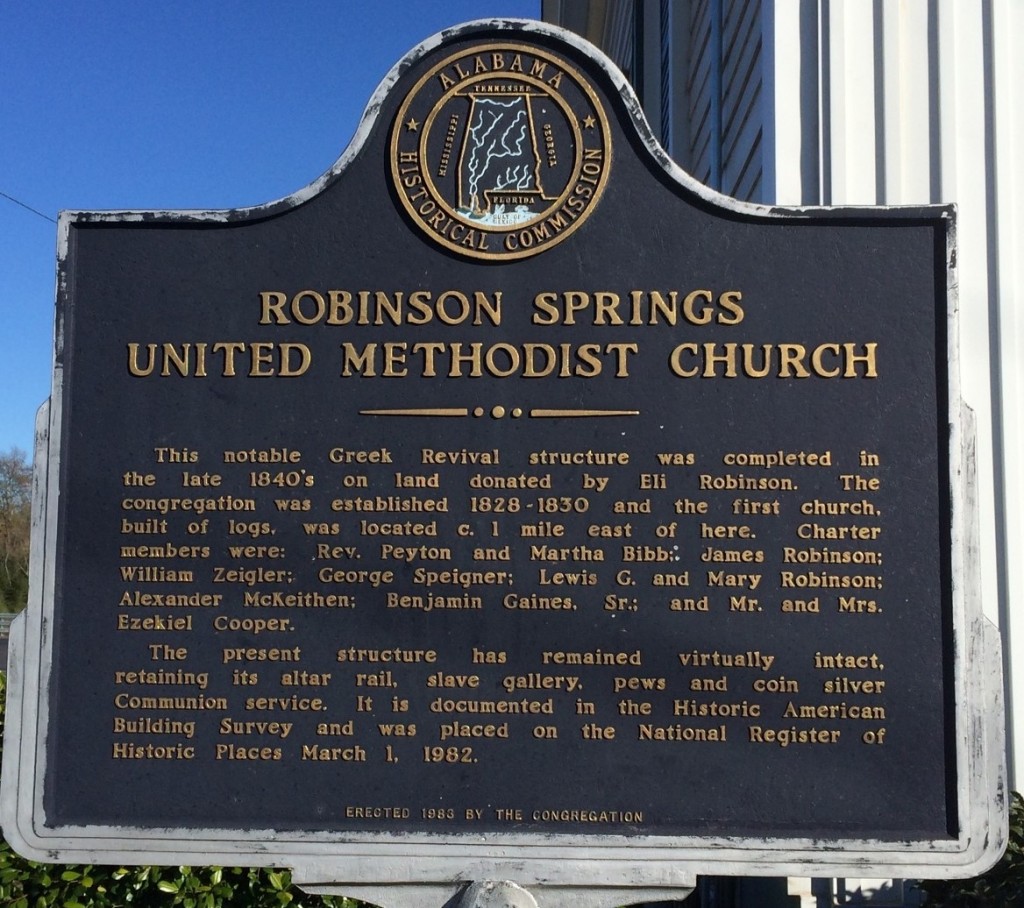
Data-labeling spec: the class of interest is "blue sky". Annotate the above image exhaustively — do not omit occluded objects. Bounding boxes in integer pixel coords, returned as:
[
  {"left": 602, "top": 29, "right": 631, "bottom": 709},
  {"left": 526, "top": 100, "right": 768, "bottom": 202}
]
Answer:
[{"left": 0, "top": 0, "right": 538, "bottom": 459}]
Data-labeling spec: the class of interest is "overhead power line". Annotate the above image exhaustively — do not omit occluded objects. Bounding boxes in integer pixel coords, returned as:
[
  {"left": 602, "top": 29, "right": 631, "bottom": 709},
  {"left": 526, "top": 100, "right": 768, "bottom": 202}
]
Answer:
[{"left": 0, "top": 190, "right": 56, "bottom": 224}]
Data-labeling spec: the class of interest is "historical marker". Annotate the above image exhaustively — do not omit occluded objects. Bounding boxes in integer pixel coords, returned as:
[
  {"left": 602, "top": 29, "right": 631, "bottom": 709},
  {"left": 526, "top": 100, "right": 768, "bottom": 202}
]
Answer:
[{"left": 1, "top": 19, "right": 1005, "bottom": 908}]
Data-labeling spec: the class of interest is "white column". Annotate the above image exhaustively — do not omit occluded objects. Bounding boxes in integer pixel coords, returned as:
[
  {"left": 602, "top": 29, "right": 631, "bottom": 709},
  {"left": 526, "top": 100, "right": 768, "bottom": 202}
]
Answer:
[
  {"left": 990, "top": 0, "right": 1024, "bottom": 787},
  {"left": 936, "top": 0, "right": 998, "bottom": 628},
  {"left": 764, "top": 0, "right": 805, "bottom": 204},
  {"left": 880, "top": 0, "right": 933, "bottom": 202},
  {"left": 825, "top": 0, "right": 878, "bottom": 203}
]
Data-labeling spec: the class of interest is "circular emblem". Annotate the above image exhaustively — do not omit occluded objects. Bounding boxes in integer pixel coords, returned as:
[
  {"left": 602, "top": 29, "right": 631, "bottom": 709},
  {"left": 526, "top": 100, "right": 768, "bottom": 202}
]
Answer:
[{"left": 390, "top": 41, "right": 612, "bottom": 261}]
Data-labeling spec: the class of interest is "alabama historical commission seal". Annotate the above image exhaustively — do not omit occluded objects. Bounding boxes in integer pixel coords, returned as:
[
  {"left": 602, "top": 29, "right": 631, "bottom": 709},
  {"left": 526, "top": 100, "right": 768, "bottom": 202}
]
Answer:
[{"left": 390, "top": 41, "right": 612, "bottom": 261}]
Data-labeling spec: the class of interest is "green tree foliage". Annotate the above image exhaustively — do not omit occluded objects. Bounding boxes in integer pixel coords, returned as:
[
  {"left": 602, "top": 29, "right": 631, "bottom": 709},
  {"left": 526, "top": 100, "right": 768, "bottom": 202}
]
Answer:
[
  {"left": 0, "top": 448, "right": 31, "bottom": 613},
  {"left": 0, "top": 674, "right": 364, "bottom": 907},
  {"left": 918, "top": 791, "right": 1024, "bottom": 906}
]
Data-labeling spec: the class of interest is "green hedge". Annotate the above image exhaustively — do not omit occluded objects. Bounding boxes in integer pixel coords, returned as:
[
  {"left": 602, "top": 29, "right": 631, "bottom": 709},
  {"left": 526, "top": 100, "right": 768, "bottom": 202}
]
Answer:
[
  {"left": 0, "top": 859, "right": 360, "bottom": 908},
  {"left": 0, "top": 673, "right": 362, "bottom": 908}
]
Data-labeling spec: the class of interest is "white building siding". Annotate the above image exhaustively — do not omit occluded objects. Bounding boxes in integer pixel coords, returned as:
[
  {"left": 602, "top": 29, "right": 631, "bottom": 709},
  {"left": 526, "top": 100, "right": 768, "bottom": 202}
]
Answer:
[
  {"left": 546, "top": 0, "right": 1022, "bottom": 788},
  {"left": 545, "top": 1, "right": 1022, "bottom": 902}
]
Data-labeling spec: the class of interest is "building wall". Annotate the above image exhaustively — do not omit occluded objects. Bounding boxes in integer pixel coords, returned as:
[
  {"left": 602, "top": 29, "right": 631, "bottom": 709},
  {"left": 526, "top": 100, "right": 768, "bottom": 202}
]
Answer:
[
  {"left": 544, "top": 0, "right": 1024, "bottom": 903},
  {"left": 546, "top": 0, "right": 1023, "bottom": 784}
]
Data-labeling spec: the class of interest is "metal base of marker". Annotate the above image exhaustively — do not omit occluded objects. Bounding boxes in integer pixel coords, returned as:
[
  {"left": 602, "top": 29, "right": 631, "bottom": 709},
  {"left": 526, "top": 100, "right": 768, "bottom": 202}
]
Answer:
[
  {"left": 297, "top": 877, "right": 696, "bottom": 908},
  {"left": 449, "top": 881, "right": 695, "bottom": 908},
  {"left": 452, "top": 881, "right": 538, "bottom": 908}
]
